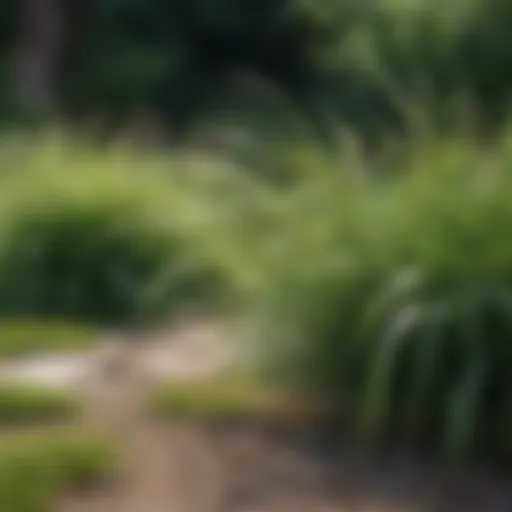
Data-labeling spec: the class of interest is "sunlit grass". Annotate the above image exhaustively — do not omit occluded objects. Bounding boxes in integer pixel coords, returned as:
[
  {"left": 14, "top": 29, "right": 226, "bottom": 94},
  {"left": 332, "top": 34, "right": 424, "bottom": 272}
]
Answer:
[
  {"left": 149, "top": 371, "right": 330, "bottom": 424},
  {"left": 150, "top": 373, "right": 283, "bottom": 422},
  {"left": 0, "top": 430, "right": 118, "bottom": 512},
  {"left": 0, "top": 319, "right": 98, "bottom": 358},
  {"left": 0, "top": 383, "right": 79, "bottom": 425}
]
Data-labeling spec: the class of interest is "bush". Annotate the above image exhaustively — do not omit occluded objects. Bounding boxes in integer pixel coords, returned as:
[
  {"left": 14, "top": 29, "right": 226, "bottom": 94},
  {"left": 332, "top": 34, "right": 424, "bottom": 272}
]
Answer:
[
  {"left": 0, "top": 384, "right": 79, "bottom": 424},
  {"left": 249, "top": 136, "right": 512, "bottom": 463},
  {"left": 0, "top": 431, "right": 117, "bottom": 512},
  {"left": 0, "top": 318, "right": 98, "bottom": 357},
  {"left": 0, "top": 145, "right": 223, "bottom": 325}
]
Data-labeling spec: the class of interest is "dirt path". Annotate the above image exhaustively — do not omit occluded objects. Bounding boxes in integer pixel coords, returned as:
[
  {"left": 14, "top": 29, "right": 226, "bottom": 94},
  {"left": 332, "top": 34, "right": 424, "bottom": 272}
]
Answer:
[
  {"left": 55, "top": 323, "right": 512, "bottom": 512},
  {"left": 55, "top": 322, "right": 233, "bottom": 512},
  {"left": 55, "top": 324, "right": 353, "bottom": 512}
]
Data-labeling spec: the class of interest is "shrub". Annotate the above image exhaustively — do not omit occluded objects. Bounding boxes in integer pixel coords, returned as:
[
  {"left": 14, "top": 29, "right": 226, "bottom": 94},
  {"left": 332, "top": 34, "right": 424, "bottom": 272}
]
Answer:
[
  {"left": 0, "top": 146, "right": 223, "bottom": 325},
  {"left": 249, "top": 136, "right": 512, "bottom": 463}
]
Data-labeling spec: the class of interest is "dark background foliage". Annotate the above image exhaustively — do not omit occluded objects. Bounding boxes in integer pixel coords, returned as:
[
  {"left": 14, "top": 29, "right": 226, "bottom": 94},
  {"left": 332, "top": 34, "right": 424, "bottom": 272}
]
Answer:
[{"left": 1, "top": 0, "right": 511, "bottom": 145}]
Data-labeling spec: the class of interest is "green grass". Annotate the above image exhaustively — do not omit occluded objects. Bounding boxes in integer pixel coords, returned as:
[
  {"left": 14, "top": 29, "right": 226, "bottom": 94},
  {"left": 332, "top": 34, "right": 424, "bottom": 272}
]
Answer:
[
  {"left": 242, "top": 135, "right": 512, "bottom": 463},
  {"left": 0, "top": 319, "right": 98, "bottom": 358},
  {"left": 150, "top": 374, "right": 280, "bottom": 422},
  {"left": 149, "top": 372, "right": 326, "bottom": 424},
  {"left": 0, "top": 384, "right": 79, "bottom": 425},
  {"left": 0, "top": 430, "right": 117, "bottom": 512}
]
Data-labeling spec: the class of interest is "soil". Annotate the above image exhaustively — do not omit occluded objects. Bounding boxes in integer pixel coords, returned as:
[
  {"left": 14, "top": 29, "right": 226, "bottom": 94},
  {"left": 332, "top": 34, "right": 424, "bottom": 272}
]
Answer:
[{"left": 55, "top": 320, "right": 512, "bottom": 512}]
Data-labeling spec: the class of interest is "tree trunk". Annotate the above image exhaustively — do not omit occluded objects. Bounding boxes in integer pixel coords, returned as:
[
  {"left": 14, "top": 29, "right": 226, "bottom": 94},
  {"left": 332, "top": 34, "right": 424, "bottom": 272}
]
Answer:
[{"left": 12, "top": 0, "right": 63, "bottom": 111}]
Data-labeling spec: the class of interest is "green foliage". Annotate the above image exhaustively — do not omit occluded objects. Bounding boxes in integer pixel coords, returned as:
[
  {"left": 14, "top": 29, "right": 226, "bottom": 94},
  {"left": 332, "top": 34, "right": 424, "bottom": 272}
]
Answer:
[
  {"left": 59, "top": 0, "right": 403, "bottom": 147},
  {"left": 0, "top": 319, "right": 97, "bottom": 357},
  {"left": 150, "top": 374, "right": 283, "bottom": 422},
  {"left": 363, "top": 0, "right": 512, "bottom": 132},
  {"left": 0, "top": 145, "right": 222, "bottom": 325},
  {"left": 1, "top": 0, "right": 512, "bottom": 142},
  {"left": 246, "top": 135, "right": 512, "bottom": 463},
  {"left": 0, "top": 130, "right": 511, "bottom": 469},
  {"left": 0, "top": 384, "right": 79, "bottom": 425},
  {"left": 0, "top": 0, "right": 19, "bottom": 53},
  {"left": 0, "top": 384, "right": 78, "bottom": 424},
  {"left": 43, "top": 432, "right": 118, "bottom": 488},
  {"left": 0, "top": 431, "right": 117, "bottom": 512},
  {"left": 39, "top": 0, "right": 512, "bottom": 143}
]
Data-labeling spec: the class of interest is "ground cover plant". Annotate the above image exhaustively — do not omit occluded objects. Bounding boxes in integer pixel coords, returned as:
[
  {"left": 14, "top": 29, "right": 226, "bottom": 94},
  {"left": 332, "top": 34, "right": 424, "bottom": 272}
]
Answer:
[
  {"left": 0, "top": 318, "right": 98, "bottom": 357},
  {"left": 0, "top": 430, "right": 117, "bottom": 512},
  {"left": 0, "top": 383, "right": 79, "bottom": 425}
]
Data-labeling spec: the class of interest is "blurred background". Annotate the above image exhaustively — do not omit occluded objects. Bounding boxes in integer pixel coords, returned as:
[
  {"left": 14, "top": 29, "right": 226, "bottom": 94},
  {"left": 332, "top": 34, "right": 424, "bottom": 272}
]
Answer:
[{"left": 0, "top": 1, "right": 510, "bottom": 511}]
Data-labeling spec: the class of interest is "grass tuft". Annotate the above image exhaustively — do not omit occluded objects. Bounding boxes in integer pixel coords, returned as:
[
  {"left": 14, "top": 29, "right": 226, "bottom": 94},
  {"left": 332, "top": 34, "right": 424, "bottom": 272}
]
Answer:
[
  {"left": 0, "top": 430, "right": 118, "bottom": 512},
  {"left": 0, "top": 384, "right": 79, "bottom": 425}
]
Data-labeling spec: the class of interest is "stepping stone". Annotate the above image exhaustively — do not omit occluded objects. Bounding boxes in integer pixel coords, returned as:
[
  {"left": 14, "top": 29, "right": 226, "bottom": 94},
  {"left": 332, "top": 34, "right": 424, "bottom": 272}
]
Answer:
[{"left": 0, "top": 353, "right": 98, "bottom": 390}]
